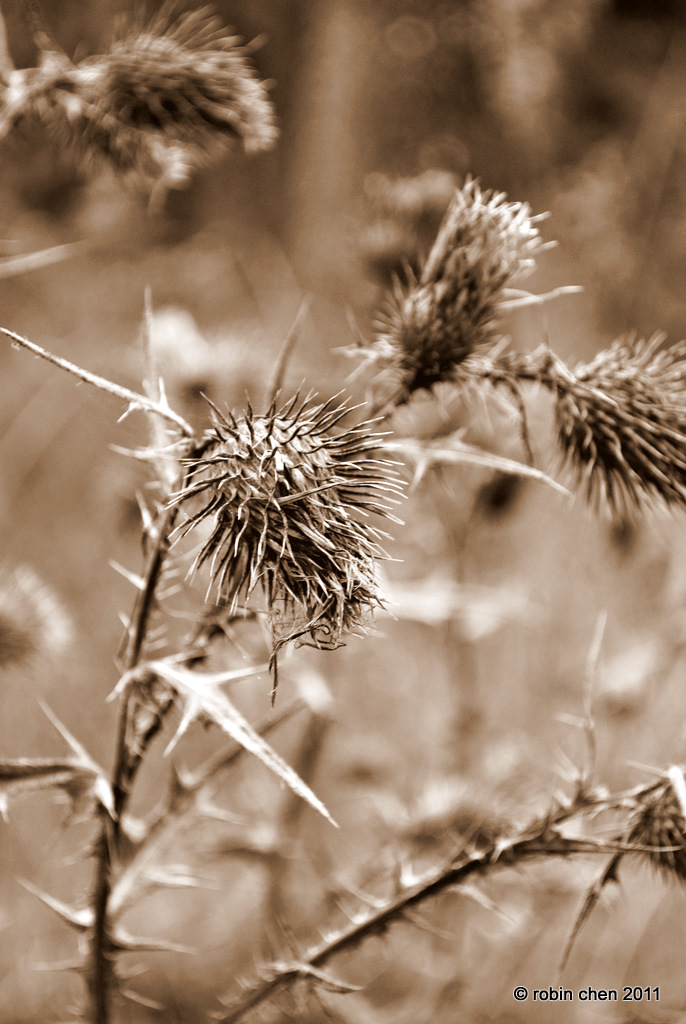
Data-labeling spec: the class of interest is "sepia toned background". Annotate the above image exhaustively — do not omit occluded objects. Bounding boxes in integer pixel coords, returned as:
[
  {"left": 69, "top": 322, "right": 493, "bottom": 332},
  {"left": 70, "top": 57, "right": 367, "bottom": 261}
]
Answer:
[{"left": 2, "top": 1, "right": 686, "bottom": 1020}]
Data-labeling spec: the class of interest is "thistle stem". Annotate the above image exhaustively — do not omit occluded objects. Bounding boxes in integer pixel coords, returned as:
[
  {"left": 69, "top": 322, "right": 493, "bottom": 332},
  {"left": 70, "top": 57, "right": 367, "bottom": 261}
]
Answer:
[
  {"left": 218, "top": 814, "right": 625, "bottom": 1024},
  {"left": 90, "top": 503, "right": 179, "bottom": 1024}
]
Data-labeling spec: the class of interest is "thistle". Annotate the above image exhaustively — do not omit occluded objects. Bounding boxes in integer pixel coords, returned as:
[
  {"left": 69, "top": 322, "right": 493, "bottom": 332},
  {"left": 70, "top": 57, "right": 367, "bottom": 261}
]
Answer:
[
  {"left": 0, "top": 5, "right": 277, "bottom": 191},
  {"left": 171, "top": 395, "right": 403, "bottom": 668},
  {"left": 371, "top": 178, "right": 544, "bottom": 406},
  {"left": 456, "top": 334, "right": 686, "bottom": 516}
]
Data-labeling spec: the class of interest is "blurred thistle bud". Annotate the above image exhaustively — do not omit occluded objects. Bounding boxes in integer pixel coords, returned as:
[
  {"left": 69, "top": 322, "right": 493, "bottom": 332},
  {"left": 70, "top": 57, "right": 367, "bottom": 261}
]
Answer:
[
  {"left": 360, "top": 169, "right": 457, "bottom": 285},
  {"left": 141, "top": 305, "right": 266, "bottom": 415},
  {"left": 0, "top": 6, "right": 277, "bottom": 193},
  {"left": 554, "top": 335, "right": 686, "bottom": 514},
  {"left": 0, "top": 567, "right": 72, "bottom": 674},
  {"left": 626, "top": 768, "right": 686, "bottom": 883},
  {"left": 171, "top": 394, "right": 404, "bottom": 668},
  {"left": 388, "top": 777, "right": 508, "bottom": 854},
  {"left": 370, "top": 178, "right": 544, "bottom": 407}
]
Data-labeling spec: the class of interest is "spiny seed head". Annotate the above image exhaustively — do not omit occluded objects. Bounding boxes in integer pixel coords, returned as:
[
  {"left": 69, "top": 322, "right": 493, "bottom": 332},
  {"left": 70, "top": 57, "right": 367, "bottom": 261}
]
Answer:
[
  {"left": 627, "top": 774, "right": 686, "bottom": 882},
  {"left": 0, "top": 6, "right": 277, "bottom": 190},
  {"left": 171, "top": 394, "right": 404, "bottom": 662},
  {"left": 372, "top": 178, "right": 544, "bottom": 406},
  {"left": 555, "top": 335, "right": 686, "bottom": 514}
]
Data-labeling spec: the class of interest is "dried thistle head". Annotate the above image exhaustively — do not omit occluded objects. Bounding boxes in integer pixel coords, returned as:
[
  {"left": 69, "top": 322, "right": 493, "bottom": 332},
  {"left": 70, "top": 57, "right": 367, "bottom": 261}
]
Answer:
[
  {"left": 626, "top": 769, "right": 686, "bottom": 882},
  {"left": 554, "top": 335, "right": 686, "bottom": 514},
  {"left": 171, "top": 394, "right": 403, "bottom": 665},
  {"left": 0, "top": 6, "right": 277, "bottom": 191},
  {"left": 371, "top": 178, "right": 544, "bottom": 406},
  {"left": 0, "top": 567, "right": 72, "bottom": 673},
  {"left": 360, "top": 170, "right": 457, "bottom": 285}
]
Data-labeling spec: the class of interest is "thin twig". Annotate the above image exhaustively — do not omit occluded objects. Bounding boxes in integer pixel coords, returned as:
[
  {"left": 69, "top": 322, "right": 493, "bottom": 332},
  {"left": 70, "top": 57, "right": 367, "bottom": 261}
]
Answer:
[
  {"left": 0, "top": 241, "right": 86, "bottom": 279},
  {"left": 265, "top": 713, "right": 332, "bottom": 948},
  {"left": 264, "top": 295, "right": 312, "bottom": 409}
]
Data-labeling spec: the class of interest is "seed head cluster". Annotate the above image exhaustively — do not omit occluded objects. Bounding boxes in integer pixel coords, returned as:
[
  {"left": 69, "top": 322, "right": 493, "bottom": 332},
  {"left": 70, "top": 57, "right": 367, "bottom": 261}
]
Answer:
[
  {"left": 0, "top": 7, "right": 277, "bottom": 189},
  {"left": 554, "top": 335, "right": 686, "bottom": 513},
  {"left": 171, "top": 395, "right": 403, "bottom": 662},
  {"left": 372, "top": 179, "right": 543, "bottom": 406}
]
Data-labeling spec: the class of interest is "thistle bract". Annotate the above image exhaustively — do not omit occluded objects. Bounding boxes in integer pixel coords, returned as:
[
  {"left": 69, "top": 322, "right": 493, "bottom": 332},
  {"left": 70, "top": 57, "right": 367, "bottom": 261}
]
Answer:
[
  {"left": 373, "top": 178, "right": 543, "bottom": 405},
  {"left": 627, "top": 773, "right": 686, "bottom": 882},
  {"left": 172, "top": 395, "right": 403, "bottom": 662}
]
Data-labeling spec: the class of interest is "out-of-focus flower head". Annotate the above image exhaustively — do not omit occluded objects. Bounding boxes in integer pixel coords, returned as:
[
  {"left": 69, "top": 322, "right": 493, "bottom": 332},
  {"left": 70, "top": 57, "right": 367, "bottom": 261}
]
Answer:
[
  {"left": 0, "top": 567, "right": 72, "bottom": 674},
  {"left": 0, "top": 5, "right": 277, "bottom": 194},
  {"left": 142, "top": 305, "right": 266, "bottom": 415}
]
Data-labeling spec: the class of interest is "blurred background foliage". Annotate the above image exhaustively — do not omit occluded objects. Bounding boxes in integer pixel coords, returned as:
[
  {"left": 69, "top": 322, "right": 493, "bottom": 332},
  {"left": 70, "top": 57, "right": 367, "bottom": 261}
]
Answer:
[{"left": 2, "top": 1, "right": 686, "bottom": 1021}]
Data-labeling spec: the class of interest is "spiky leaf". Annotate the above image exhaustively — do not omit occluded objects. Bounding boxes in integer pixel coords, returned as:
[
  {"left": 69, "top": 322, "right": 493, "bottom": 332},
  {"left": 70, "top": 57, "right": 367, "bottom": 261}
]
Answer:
[{"left": 151, "top": 661, "right": 336, "bottom": 825}]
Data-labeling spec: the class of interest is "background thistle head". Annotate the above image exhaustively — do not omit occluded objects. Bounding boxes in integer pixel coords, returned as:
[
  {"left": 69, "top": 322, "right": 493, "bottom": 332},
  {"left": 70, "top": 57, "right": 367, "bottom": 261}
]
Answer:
[
  {"left": 171, "top": 394, "right": 404, "bottom": 672},
  {"left": 0, "top": 567, "right": 72, "bottom": 674},
  {"left": 554, "top": 335, "right": 686, "bottom": 515},
  {"left": 0, "top": 4, "right": 277, "bottom": 195},
  {"left": 360, "top": 169, "right": 457, "bottom": 286}
]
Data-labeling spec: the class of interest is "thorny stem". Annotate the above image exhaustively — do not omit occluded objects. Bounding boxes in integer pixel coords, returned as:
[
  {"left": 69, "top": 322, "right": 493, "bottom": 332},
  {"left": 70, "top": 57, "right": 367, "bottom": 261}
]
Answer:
[
  {"left": 0, "top": 322, "right": 195, "bottom": 1024},
  {"left": 0, "top": 327, "right": 194, "bottom": 437},
  {"left": 90, "top": 826, "right": 115, "bottom": 1024},
  {"left": 114, "top": 503, "right": 181, "bottom": 818},
  {"left": 218, "top": 809, "right": 629, "bottom": 1024},
  {"left": 90, "top": 500, "right": 182, "bottom": 1024},
  {"left": 109, "top": 700, "right": 307, "bottom": 921}
]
